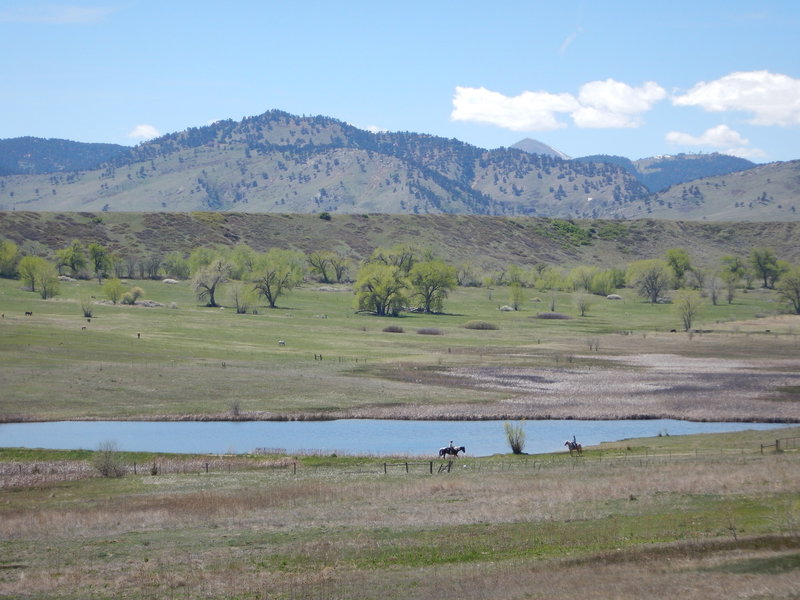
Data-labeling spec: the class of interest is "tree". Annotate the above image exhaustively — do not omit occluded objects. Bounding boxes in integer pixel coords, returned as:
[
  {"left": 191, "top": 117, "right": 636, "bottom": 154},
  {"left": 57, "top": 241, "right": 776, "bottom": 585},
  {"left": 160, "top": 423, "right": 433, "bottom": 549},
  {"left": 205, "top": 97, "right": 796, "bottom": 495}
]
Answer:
[
  {"left": 228, "top": 282, "right": 257, "bottom": 314},
  {"left": 252, "top": 249, "right": 305, "bottom": 308},
  {"left": 103, "top": 278, "right": 125, "bottom": 304},
  {"left": 93, "top": 440, "right": 125, "bottom": 478},
  {"left": 369, "top": 244, "right": 416, "bottom": 274},
  {"left": 192, "top": 258, "right": 231, "bottom": 307},
  {"left": 188, "top": 246, "right": 219, "bottom": 275},
  {"left": 627, "top": 259, "right": 671, "bottom": 303},
  {"left": 575, "top": 293, "right": 591, "bottom": 317},
  {"left": 503, "top": 420, "right": 526, "bottom": 454},
  {"left": 228, "top": 244, "right": 258, "bottom": 280},
  {"left": 0, "top": 239, "right": 20, "bottom": 278},
  {"left": 354, "top": 263, "right": 408, "bottom": 316},
  {"left": 328, "top": 251, "right": 351, "bottom": 283},
  {"left": 409, "top": 260, "right": 457, "bottom": 313},
  {"left": 750, "top": 248, "right": 779, "bottom": 288},
  {"left": 509, "top": 282, "right": 524, "bottom": 311},
  {"left": 665, "top": 248, "right": 692, "bottom": 288},
  {"left": 34, "top": 261, "right": 60, "bottom": 299},
  {"left": 87, "top": 242, "right": 109, "bottom": 283},
  {"left": 673, "top": 289, "right": 704, "bottom": 331},
  {"left": 307, "top": 250, "right": 335, "bottom": 283},
  {"left": 568, "top": 265, "right": 599, "bottom": 292},
  {"left": 54, "top": 239, "right": 87, "bottom": 277},
  {"left": 776, "top": 266, "right": 800, "bottom": 314},
  {"left": 162, "top": 251, "right": 190, "bottom": 279},
  {"left": 18, "top": 255, "right": 48, "bottom": 291}
]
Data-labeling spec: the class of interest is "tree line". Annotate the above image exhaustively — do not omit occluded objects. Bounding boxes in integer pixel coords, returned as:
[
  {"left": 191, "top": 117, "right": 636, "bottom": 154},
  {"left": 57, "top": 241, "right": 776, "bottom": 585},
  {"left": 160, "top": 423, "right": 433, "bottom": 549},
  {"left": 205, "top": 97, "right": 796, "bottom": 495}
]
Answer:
[{"left": 1, "top": 237, "right": 799, "bottom": 321}]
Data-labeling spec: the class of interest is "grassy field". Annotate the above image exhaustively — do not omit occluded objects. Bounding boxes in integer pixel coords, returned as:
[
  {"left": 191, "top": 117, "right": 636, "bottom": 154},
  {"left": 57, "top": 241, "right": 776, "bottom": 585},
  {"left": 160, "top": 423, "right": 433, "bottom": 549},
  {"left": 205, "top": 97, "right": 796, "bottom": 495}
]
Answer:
[
  {"left": 1, "top": 275, "right": 799, "bottom": 422},
  {"left": 2, "top": 274, "right": 800, "bottom": 598},
  {"left": 1, "top": 430, "right": 799, "bottom": 599}
]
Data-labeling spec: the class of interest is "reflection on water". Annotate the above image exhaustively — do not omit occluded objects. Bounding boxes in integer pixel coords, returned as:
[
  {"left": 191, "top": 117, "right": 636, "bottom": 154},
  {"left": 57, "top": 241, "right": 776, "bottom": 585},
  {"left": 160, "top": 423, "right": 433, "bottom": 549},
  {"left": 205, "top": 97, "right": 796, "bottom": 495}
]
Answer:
[{"left": 0, "top": 419, "right": 788, "bottom": 457}]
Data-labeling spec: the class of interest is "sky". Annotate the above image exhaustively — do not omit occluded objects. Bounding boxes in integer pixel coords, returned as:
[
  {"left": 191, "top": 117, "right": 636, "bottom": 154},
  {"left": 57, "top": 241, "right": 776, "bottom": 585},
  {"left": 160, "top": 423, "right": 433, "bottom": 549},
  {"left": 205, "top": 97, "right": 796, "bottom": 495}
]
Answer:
[{"left": 1, "top": 1, "right": 800, "bottom": 163}]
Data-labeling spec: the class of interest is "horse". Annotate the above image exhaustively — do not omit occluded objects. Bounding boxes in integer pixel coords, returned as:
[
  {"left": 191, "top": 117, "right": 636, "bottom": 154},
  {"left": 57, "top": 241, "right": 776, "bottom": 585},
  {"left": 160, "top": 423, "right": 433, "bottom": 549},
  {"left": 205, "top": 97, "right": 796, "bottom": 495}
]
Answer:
[
  {"left": 439, "top": 445, "right": 466, "bottom": 458},
  {"left": 564, "top": 440, "right": 582, "bottom": 456}
]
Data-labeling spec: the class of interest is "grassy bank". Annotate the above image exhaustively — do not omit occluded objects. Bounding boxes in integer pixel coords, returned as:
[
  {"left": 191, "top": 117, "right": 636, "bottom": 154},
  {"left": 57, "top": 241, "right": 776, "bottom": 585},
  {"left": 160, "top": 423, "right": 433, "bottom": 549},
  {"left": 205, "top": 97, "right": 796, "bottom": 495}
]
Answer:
[{"left": 1, "top": 429, "right": 799, "bottom": 599}]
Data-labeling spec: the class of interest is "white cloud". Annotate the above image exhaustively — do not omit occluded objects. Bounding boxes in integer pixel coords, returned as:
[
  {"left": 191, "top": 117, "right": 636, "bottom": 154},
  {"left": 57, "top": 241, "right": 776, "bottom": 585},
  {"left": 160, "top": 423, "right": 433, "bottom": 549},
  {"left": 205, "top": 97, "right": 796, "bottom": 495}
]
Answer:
[
  {"left": 573, "top": 79, "right": 666, "bottom": 128},
  {"left": 672, "top": 71, "right": 800, "bottom": 126},
  {"left": 127, "top": 124, "right": 161, "bottom": 140},
  {"left": 451, "top": 80, "right": 665, "bottom": 131},
  {"left": 0, "top": 5, "right": 114, "bottom": 24},
  {"left": 451, "top": 86, "right": 579, "bottom": 131},
  {"left": 665, "top": 125, "right": 766, "bottom": 159}
]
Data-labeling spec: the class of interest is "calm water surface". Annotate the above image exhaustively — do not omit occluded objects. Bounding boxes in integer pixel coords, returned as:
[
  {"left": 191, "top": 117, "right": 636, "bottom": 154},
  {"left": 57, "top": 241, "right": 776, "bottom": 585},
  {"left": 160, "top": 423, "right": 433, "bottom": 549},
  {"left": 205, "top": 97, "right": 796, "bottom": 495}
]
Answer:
[{"left": 0, "top": 419, "right": 789, "bottom": 457}]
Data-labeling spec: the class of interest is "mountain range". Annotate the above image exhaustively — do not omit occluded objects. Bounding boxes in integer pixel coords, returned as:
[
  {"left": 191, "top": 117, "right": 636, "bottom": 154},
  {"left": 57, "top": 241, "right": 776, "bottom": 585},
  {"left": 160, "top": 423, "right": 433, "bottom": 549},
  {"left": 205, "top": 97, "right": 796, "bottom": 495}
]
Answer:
[{"left": 0, "top": 109, "right": 797, "bottom": 221}]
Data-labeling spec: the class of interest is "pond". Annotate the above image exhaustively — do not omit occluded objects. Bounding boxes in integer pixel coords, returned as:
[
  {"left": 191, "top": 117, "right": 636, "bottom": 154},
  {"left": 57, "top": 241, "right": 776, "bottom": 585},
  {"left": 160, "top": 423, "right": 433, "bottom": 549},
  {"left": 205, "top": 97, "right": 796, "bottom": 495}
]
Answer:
[{"left": 0, "top": 419, "right": 789, "bottom": 457}]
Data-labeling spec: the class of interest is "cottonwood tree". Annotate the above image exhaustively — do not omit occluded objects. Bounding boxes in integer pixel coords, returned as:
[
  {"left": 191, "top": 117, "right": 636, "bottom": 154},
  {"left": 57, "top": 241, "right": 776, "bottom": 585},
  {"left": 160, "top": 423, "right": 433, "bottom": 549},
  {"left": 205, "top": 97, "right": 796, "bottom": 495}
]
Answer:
[
  {"left": 54, "top": 239, "right": 87, "bottom": 277},
  {"left": 328, "top": 251, "right": 350, "bottom": 283},
  {"left": 354, "top": 263, "right": 408, "bottom": 316},
  {"left": 88, "top": 242, "right": 109, "bottom": 283},
  {"left": 665, "top": 248, "right": 692, "bottom": 288},
  {"left": 252, "top": 249, "right": 305, "bottom": 308},
  {"left": 228, "top": 281, "right": 257, "bottom": 314},
  {"left": 409, "top": 259, "right": 457, "bottom": 313},
  {"left": 0, "top": 239, "right": 20, "bottom": 277},
  {"left": 18, "top": 256, "right": 49, "bottom": 291},
  {"left": 162, "top": 251, "right": 190, "bottom": 279},
  {"left": 509, "top": 282, "right": 525, "bottom": 311},
  {"left": 369, "top": 244, "right": 416, "bottom": 274},
  {"left": 776, "top": 265, "right": 800, "bottom": 314},
  {"left": 672, "top": 289, "right": 704, "bottom": 331},
  {"left": 307, "top": 250, "right": 335, "bottom": 283},
  {"left": 627, "top": 259, "right": 671, "bottom": 303},
  {"left": 750, "top": 248, "right": 779, "bottom": 288},
  {"left": 568, "top": 265, "right": 599, "bottom": 292},
  {"left": 192, "top": 258, "right": 231, "bottom": 307}
]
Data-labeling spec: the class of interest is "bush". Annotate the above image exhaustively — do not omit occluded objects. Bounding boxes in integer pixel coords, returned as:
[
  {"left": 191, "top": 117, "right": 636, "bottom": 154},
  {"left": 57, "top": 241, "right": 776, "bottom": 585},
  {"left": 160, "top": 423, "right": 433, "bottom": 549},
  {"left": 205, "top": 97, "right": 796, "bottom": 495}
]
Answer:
[
  {"left": 504, "top": 420, "right": 526, "bottom": 454},
  {"left": 463, "top": 320, "right": 499, "bottom": 330},
  {"left": 534, "top": 312, "right": 571, "bottom": 320},
  {"left": 417, "top": 327, "right": 443, "bottom": 335},
  {"left": 93, "top": 440, "right": 125, "bottom": 477},
  {"left": 382, "top": 325, "right": 405, "bottom": 333}
]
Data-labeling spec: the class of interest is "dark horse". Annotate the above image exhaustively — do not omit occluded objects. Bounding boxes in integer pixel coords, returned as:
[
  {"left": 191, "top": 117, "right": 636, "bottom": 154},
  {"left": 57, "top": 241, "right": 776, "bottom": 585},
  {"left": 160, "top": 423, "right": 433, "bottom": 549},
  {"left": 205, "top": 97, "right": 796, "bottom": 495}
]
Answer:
[
  {"left": 439, "top": 445, "right": 466, "bottom": 458},
  {"left": 564, "top": 440, "right": 582, "bottom": 456}
]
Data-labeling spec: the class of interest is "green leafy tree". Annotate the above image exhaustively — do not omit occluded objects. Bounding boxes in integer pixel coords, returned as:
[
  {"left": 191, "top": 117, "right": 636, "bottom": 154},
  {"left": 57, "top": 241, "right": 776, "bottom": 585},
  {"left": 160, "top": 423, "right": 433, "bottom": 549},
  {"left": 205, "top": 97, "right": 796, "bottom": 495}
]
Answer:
[
  {"left": 103, "top": 278, "right": 125, "bottom": 304},
  {"left": 0, "top": 239, "right": 20, "bottom": 278},
  {"left": 750, "top": 248, "right": 779, "bottom": 289},
  {"left": 228, "top": 244, "right": 259, "bottom": 280},
  {"left": 665, "top": 248, "right": 692, "bottom": 288},
  {"left": 228, "top": 281, "right": 257, "bottom": 314},
  {"left": 672, "top": 289, "right": 704, "bottom": 331},
  {"left": 568, "top": 265, "right": 599, "bottom": 292},
  {"left": 162, "top": 251, "right": 190, "bottom": 279},
  {"left": 776, "top": 265, "right": 800, "bottom": 314},
  {"left": 354, "top": 263, "right": 408, "bottom": 316},
  {"left": 34, "top": 261, "right": 60, "bottom": 299},
  {"left": 627, "top": 259, "right": 671, "bottom": 303},
  {"left": 192, "top": 258, "right": 231, "bottom": 307},
  {"left": 188, "top": 246, "right": 219, "bottom": 276},
  {"left": 18, "top": 256, "right": 49, "bottom": 291},
  {"left": 87, "top": 242, "right": 109, "bottom": 283},
  {"left": 54, "top": 239, "right": 87, "bottom": 277},
  {"left": 252, "top": 249, "right": 305, "bottom": 308},
  {"left": 409, "top": 260, "right": 457, "bottom": 313},
  {"left": 509, "top": 282, "right": 525, "bottom": 311},
  {"left": 328, "top": 251, "right": 351, "bottom": 283}
]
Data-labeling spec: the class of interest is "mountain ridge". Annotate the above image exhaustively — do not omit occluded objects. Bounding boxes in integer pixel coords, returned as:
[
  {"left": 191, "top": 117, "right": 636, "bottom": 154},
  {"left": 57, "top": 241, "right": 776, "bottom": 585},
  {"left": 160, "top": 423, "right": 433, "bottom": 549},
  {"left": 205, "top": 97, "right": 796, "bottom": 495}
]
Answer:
[{"left": 0, "top": 109, "right": 794, "bottom": 221}]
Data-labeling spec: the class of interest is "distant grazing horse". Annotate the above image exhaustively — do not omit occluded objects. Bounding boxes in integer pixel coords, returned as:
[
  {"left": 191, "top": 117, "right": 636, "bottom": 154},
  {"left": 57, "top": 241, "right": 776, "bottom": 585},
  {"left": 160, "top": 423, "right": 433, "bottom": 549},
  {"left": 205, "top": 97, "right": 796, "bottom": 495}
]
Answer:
[
  {"left": 439, "top": 445, "right": 466, "bottom": 458},
  {"left": 564, "top": 440, "right": 582, "bottom": 456}
]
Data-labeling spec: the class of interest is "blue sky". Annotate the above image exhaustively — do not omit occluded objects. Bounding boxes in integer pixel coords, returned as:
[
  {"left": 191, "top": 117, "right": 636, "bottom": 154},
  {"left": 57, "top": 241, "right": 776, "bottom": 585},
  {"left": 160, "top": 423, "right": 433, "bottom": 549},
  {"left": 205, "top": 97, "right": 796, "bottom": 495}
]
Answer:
[{"left": 2, "top": 1, "right": 799, "bottom": 162}]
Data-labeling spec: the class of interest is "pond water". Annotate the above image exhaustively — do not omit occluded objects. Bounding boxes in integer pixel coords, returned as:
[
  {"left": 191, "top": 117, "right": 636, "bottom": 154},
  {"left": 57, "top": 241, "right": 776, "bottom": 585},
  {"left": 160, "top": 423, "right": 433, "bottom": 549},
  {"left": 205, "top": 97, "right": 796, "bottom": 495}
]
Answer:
[{"left": 0, "top": 419, "right": 789, "bottom": 457}]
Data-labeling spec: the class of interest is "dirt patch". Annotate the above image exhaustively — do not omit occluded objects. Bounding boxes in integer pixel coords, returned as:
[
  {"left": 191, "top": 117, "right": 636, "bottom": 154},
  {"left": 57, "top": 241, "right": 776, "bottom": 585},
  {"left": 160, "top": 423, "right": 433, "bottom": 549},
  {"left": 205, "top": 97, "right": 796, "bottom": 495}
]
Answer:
[{"left": 335, "top": 353, "right": 800, "bottom": 422}]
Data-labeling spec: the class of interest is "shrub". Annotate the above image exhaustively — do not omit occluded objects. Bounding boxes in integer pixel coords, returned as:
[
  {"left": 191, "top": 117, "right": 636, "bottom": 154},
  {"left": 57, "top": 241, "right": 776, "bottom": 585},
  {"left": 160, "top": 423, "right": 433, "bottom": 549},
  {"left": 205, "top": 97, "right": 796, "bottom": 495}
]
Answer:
[
  {"left": 121, "top": 292, "right": 135, "bottom": 305},
  {"left": 93, "top": 440, "right": 125, "bottom": 478},
  {"left": 417, "top": 327, "right": 443, "bottom": 335},
  {"left": 535, "top": 312, "right": 571, "bottom": 320},
  {"left": 504, "top": 420, "right": 526, "bottom": 454},
  {"left": 463, "top": 320, "right": 499, "bottom": 330},
  {"left": 383, "top": 325, "right": 405, "bottom": 333}
]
